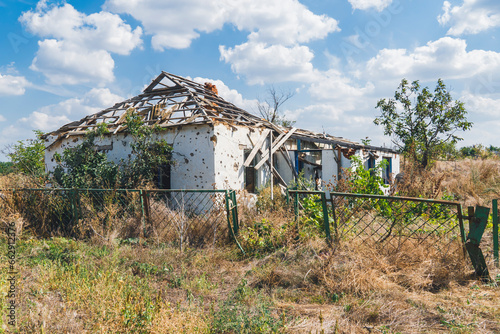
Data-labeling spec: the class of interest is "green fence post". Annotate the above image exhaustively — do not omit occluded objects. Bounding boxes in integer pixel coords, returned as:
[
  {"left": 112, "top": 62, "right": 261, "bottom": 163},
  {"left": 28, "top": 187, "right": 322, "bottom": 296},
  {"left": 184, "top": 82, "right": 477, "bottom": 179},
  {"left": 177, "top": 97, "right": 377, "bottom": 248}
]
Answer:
[
  {"left": 329, "top": 196, "right": 338, "bottom": 243},
  {"left": 224, "top": 190, "right": 233, "bottom": 240},
  {"left": 493, "top": 199, "right": 499, "bottom": 267},
  {"left": 294, "top": 191, "right": 299, "bottom": 222},
  {"left": 457, "top": 204, "right": 466, "bottom": 243},
  {"left": 321, "top": 192, "right": 331, "bottom": 244},
  {"left": 465, "top": 205, "right": 491, "bottom": 280},
  {"left": 230, "top": 190, "right": 239, "bottom": 235}
]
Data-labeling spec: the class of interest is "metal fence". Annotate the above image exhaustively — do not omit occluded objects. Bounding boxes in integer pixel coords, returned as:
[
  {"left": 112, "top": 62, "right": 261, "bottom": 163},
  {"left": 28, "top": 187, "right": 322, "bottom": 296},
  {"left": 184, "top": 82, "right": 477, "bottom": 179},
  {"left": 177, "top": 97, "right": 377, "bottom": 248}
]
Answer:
[
  {"left": 0, "top": 188, "right": 239, "bottom": 248},
  {"left": 288, "top": 190, "right": 466, "bottom": 256}
]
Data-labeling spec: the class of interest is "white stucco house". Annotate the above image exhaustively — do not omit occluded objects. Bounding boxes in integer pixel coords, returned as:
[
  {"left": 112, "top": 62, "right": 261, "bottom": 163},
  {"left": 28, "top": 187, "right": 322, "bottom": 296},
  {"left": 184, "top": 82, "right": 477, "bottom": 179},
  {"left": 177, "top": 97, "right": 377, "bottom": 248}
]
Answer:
[{"left": 42, "top": 72, "right": 399, "bottom": 192}]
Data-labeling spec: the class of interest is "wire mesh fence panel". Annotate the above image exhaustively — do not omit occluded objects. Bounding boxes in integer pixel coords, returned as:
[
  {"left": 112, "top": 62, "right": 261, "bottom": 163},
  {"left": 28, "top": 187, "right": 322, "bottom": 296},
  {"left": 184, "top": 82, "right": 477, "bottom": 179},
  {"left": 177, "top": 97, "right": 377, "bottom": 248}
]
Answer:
[
  {"left": 4, "top": 189, "right": 76, "bottom": 236},
  {"left": 330, "top": 192, "right": 465, "bottom": 255},
  {"left": 287, "top": 190, "right": 466, "bottom": 256},
  {"left": 287, "top": 190, "right": 331, "bottom": 240},
  {"left": 77, "top": 189, "right": 143, "bottom": 239},
  {"left": 146, "top": 190, "right": 229, "bottom": 248},
  {"left": 0, "top": 188, "right": 233, "bottom": 249}
]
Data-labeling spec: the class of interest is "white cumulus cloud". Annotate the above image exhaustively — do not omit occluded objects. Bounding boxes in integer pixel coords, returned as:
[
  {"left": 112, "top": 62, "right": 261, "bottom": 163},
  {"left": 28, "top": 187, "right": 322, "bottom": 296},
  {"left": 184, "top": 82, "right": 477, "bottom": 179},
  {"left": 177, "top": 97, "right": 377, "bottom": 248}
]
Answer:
[
  {"left": 20, "top": 1, "right": 142, "bottom": 85},
  {"left": 348, "top": 0, "right": 393, "bottom": 11},
  {"left": 220, "top": 42, "right": 318, "bottom": 85},
  {"left": 31, "top": 40, "right": 115, "bottom": 85},
  {"left": 20, "top": 88, "right": 123, "bottom": 131},
  {"left": 0, "top": 73, "right": 30, "bottom": 95},
  {"left": 438, "top": 0, "right": 500, "bottom": 36},
  {"left": 104, "top": 0, "right": 339, "bottom": 50},
  {"left": 365, "top": 37, "right": 500, "bottom": 82},
  {"left": 290, "top": 104, "right": 344, "bottom": 123},
  {"left": 309, "top": 69, "right": 375, "bottom": 111},
  {"left": 461, "top": 91, "right": 500, "bottom": 116}
]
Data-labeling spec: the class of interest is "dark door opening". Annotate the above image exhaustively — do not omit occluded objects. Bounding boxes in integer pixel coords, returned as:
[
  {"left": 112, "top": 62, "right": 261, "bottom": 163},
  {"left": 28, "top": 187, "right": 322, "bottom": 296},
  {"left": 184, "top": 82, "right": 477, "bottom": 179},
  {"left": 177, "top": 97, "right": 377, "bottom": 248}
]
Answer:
[
  {"left": 244, "top": 150, "right": 257, "bottom": 193},
  {"left": 156, "top": 164, "right": 171, "bottom": 189}
]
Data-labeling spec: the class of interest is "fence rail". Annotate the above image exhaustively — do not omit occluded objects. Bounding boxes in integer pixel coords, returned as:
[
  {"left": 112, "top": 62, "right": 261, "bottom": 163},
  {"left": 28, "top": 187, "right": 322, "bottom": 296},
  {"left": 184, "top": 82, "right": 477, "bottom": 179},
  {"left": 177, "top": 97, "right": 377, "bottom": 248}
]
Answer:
[{"left": 0, "top": 188, "right": 239, "bottom": 249}]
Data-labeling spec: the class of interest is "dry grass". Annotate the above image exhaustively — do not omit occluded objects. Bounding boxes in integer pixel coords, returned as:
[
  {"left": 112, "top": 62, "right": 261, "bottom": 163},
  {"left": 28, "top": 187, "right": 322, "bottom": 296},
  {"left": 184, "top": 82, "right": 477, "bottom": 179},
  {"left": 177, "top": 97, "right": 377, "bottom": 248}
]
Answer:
[
  {"left": 397, "top": 158, "right": 500, "bottom": 207},
  {"left": 435, "top": 159, "right": 500, "bottom": 207},
  {"left": 1, "top": 230, "right": 499, "bottom": 333},
  {"left": 1, "top": 162, "right": 500, "bottom": 333}
]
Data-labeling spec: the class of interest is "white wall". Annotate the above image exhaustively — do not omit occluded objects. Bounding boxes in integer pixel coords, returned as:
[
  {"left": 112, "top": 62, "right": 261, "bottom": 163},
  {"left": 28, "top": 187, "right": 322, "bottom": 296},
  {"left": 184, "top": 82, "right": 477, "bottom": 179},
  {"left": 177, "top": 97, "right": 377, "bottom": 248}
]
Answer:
[
  {"left": 322, "top": 150, "right": 337, "bottom": 187},
  {"left": 212, "top": 124, "right": 270, "bottom": 190},
  {"left": 44, "top": 124, "right": 217, "bottom": 189}
]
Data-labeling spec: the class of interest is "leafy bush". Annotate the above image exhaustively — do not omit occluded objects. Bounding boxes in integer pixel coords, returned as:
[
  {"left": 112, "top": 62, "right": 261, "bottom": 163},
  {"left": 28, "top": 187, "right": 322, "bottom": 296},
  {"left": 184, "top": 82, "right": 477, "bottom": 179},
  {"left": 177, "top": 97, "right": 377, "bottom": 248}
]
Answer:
[
  {"left": 335, "top": 155, "right": 388, "bottom": 195},
  {"left": 52, "top": 109, "right": 173, "bottom": 189},
  {"left": 459, "top": 144, "right": 498, "bottom": 159},
  {"left": 300, "top": 194, "right": 327, "bottom": 234},
  {"left": 0, "top": 161, "right": 14, "bottom": 175},
  {"left": 54, "top": 124, "right": 120, "bottom": 188},
  {"left": 240, "top": 218, "right": 292, "bottom": 256},
  {"left": 120, "top": 109, "right": 173, "bottom": 188}
]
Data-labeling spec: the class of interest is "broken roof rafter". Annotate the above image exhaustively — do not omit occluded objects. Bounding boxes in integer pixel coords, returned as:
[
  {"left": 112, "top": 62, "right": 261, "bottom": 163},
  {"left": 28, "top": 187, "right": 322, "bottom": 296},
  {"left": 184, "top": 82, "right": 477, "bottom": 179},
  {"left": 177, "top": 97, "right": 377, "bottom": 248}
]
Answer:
[{"left": 44, "top": 71, "right": 267, "bottom": 142}]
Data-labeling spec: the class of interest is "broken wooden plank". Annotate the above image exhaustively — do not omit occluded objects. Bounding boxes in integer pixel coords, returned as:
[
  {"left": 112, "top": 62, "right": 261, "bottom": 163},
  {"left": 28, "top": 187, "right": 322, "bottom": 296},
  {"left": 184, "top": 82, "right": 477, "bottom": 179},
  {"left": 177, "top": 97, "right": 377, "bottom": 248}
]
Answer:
[
  {"left": 244, "top": 129, "right": 271, "bottom": 167},
  {"left": 254, "top": 127, "right": 297, "bottom": 170}
]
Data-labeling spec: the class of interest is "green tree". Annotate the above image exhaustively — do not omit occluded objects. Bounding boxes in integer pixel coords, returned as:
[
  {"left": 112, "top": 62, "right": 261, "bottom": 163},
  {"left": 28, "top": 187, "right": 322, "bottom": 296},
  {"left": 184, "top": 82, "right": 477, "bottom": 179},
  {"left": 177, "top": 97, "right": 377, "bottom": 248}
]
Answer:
[
  {"left": 8, "top": 130, "right": 46, "bottom": 177},
  {"left": 374, "top": 79, "right": 472, "bottom": 168}
]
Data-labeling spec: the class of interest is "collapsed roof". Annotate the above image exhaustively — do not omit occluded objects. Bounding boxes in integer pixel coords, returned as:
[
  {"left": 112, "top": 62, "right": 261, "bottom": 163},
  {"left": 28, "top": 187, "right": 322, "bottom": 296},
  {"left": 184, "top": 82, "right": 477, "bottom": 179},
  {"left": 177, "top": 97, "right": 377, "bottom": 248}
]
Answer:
[{"left": 43, "top": 71, "right": 396, "bottom": 154}]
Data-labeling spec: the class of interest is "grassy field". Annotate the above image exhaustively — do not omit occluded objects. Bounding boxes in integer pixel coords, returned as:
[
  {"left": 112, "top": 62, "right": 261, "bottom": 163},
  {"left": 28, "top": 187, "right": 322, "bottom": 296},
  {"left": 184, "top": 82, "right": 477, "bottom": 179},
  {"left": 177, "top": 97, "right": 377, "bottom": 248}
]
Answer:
[
  {"left": 1, "top": 158, "right": 500, "bottom": 333},
  {"left": 0, "top": 233, "right": 498, "bottom": 333}
]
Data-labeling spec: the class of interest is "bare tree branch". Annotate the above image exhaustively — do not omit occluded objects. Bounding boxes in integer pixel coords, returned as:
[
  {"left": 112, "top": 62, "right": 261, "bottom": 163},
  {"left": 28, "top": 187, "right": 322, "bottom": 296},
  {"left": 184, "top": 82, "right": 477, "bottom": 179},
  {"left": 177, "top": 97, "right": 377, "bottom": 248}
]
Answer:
[{"left": 257, "top": 86, "right": 295, "bottom": 127}]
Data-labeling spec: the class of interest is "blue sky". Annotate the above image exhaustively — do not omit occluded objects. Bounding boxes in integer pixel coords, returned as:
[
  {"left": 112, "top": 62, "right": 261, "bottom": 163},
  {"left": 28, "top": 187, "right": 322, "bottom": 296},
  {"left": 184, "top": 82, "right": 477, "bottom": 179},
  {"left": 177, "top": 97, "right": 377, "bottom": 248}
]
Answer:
[{"left": 1, "top": 0, "right": 499, "bottom": 160}]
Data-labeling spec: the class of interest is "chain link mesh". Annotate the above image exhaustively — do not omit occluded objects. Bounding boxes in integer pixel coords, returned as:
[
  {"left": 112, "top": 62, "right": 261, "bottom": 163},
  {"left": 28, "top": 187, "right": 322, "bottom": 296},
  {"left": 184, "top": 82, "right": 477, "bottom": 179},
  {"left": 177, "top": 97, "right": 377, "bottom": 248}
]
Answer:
[
  {"left": 0, "top": 188, "right": 231, "bottom": 248},
  {"left": 290, "top": 190, "right": 465, "bottom": 255}
]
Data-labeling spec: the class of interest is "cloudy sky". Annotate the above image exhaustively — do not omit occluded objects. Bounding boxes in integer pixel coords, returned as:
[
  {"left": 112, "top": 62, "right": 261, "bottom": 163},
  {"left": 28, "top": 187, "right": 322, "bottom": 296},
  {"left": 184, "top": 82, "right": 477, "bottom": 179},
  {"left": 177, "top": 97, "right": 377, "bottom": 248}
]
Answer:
[{"left": 1, "top": 0, "right": 499, "bottom": 160}]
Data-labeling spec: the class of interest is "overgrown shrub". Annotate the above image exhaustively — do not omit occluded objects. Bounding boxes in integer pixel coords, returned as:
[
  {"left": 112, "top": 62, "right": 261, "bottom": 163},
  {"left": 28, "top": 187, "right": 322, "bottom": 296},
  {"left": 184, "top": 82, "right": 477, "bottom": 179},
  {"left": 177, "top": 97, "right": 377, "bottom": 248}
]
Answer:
[
  {"left": 53, "top": 124, "right": 120, "bottom": 189},
  {"left": 52, "top": 109, "right": 173, "bottom": 189},
  {"left": 328, "top": 155, "right": 388, "bottom": 195}
]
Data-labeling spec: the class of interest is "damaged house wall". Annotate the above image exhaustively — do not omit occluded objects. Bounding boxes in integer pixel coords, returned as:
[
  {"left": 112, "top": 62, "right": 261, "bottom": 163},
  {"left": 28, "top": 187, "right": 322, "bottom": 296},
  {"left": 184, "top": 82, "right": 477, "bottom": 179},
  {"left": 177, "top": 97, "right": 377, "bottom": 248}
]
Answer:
[{"left": 44, "top": 124, "right": 218, "bottom": 190}]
